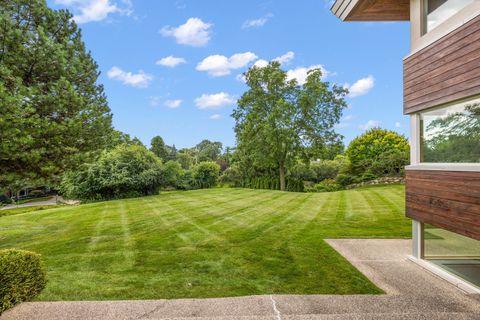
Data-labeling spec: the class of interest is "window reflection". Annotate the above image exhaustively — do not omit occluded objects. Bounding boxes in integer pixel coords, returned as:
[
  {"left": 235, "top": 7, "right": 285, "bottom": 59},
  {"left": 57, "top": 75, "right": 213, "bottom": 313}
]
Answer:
[
  {"left": 424, "top": 0, "right": 474, "bottom": 33},
  {"left": 420, "top": 98, "right": 480, "bottom": 163}
]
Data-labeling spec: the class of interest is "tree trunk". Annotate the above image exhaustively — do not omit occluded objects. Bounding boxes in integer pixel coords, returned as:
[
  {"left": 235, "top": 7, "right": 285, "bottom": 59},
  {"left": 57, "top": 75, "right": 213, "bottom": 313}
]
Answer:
[{"left": 279, "top": 163, "right": 286, "bottom": 191}]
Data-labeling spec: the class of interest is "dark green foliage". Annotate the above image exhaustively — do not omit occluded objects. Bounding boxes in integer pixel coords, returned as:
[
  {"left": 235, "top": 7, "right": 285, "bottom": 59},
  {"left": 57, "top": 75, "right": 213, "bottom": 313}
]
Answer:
[
  {"left": 0, "top": 0, "right": 113, "bottom": 185},
  {"left": 240, "top": 176, "right": 304, "bottom": 192},
  {"left": 306, "top": 179, "right": 342, "bottom": 193},
  {"left": 162, "top": 160, "right": 182, "bottom": 189},
  {"left": 150, "top": 136, "right": 169, "bottom": 161},
  {"left": 60, "top": 145, "right": 163, "bottom": 201},
  {"left": 0, "top": 249, "right": 47, "bottom": 314},
  {"left": 192, "top": 162, "right": 220, "bottom": 189},
  {"left": 0, "top": 194, "right": 12, "bottom": 205},
  {"left": 346, "top": 128, "right": 409, "bottom": 178},
  {"left": 336, "top": 173, "right": 356, "bottom": 187}
]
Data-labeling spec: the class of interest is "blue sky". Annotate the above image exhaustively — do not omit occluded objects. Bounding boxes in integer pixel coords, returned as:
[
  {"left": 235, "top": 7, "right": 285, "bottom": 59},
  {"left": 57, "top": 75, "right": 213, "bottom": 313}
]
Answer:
[{"left": 48, "top": 0, "right": 410, "bottom": 149}]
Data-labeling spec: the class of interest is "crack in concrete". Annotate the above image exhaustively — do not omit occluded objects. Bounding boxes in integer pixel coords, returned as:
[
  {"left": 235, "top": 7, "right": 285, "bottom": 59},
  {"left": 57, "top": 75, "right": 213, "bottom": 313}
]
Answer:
[{"left": 269, "top": 295, "right": 281, "bottom": 320}]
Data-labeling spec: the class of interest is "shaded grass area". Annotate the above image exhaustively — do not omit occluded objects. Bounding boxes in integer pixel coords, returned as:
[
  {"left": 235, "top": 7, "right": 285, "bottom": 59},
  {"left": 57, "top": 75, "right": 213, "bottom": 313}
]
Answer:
[{"left": 0, "top": 185, "right": 410, "bottom": 300}]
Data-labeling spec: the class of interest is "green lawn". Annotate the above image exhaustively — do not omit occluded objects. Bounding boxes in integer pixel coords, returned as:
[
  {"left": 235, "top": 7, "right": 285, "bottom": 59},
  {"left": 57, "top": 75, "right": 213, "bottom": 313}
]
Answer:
[{"left": 0, "top": 185, "right": 410, "bottom": 300}]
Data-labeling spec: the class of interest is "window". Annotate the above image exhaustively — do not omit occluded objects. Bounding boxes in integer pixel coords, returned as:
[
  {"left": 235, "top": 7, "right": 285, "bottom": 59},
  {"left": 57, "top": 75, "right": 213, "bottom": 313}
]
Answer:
[
  {"left": 420, "top": 97, "right": 480, "bottom": 163},
  {"left": 423, "top": 0, "right": 474, "bottom": 33},
  {"left": 424, "top": 224, "right": 480, "bottom": 288}
]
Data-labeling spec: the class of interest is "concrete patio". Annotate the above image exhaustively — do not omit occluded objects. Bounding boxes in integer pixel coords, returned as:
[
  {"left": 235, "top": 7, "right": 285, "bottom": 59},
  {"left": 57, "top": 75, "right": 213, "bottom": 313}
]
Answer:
[{"left": 2, "top": 239, "right": 479, "bottom": 320}]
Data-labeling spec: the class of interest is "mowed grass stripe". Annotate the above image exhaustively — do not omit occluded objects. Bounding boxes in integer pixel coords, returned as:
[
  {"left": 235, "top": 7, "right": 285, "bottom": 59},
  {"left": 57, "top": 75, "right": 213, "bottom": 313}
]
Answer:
[{"left": 0, "top": 185, "right": 410, "bottom": 300}]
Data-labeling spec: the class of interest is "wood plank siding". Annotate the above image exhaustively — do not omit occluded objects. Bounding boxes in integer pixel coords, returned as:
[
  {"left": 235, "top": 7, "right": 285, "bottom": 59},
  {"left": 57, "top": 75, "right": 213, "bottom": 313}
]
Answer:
[
  {"left": 404, "top": 14, "right": 480, "bottom": 114},
  {"left": 406, "top": 170, "right": 480, "bottom": 240}
]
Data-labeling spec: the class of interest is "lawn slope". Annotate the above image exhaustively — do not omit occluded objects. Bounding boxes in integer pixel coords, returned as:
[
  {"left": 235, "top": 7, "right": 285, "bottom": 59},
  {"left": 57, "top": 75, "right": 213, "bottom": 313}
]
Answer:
[{"left": 0, "top": 185, "right": 410, "bottom": 300}]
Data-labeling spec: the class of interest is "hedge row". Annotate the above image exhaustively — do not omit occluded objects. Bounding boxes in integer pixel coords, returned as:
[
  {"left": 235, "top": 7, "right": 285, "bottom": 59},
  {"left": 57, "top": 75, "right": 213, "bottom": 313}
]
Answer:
[
  {"left": 239, "top": 177, "right": 304, "bottom": 192},
  {"left": 0, "top": 249, "right": 47, "bottom": 314}
]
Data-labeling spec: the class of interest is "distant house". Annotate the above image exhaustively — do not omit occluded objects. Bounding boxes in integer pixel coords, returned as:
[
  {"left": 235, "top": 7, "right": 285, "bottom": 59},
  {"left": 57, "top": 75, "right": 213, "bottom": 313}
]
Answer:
[{"left": 331, "top": 0, "right": 480, "bottom": 291}]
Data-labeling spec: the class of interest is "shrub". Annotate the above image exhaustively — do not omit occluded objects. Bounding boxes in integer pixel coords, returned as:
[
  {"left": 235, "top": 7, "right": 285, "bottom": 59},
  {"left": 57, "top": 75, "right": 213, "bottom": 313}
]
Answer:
[
  {"left": 239, "top": 176, "right": 304, "bottom": 192},
  {"left": 60, "top": 144, "right": 164, "bottom": 201},
  {"left": 289, "top": 163, "right": 316, "bottom": 182},
  {"left": 0, "top": 249, "right": 47, "bottom": 315},
  {"left": 311, "top": 155, "right": 349, "bottom": 182},
  {"left": 346, "top": 128, "right": 409, "bottom": 177},
  {"left": 306, "top": 179, "right": 342, "bottom": 192},
  {"left": 0, "top": 194, "right": 12, "bottom": 205},
  {"left": 192, "top": 162, "right": 220, "bottom": 189},
  {"left": 177, "top": 170, "right": 194, "bottom": 190},
  {"left": 162, "top": 161, "right": 182, "bottom": 189},
  {"left": 28, "top": 190, "right": 45, "bottom": 198},
  {"left": 335, "top": 173, "right": 356, "bottom": 187}
]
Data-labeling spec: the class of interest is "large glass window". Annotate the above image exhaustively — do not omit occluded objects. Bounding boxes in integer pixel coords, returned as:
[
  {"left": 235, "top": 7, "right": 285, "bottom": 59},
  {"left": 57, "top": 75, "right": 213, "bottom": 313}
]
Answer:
[
  {"left": 424, "top": 224, "right": 480, "bottom": 288},
  {"left": 420, "top": 97, "right": 480, "bottom": 163},
  {"left": 424, "top": 0, "right": 474, "bottom": 33}
]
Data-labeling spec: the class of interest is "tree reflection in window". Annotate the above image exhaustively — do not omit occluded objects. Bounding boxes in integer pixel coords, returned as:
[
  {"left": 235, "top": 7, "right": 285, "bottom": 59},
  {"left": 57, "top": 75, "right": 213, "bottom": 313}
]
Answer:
[{"left": 421, "top": 102, "right": 480, "bottom": 163}]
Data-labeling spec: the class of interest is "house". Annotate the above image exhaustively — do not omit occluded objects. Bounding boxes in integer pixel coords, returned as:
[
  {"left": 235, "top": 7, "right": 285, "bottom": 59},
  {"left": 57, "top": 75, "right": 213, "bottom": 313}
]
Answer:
[{"left": 331, "top": 0, "right": 480, "bottom": 291}]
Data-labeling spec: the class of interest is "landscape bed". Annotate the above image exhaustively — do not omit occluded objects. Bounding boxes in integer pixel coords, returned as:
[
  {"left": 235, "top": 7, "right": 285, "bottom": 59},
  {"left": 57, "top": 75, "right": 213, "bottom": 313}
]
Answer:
[{"left": 0, "top": 185, "right": 410, "bottom": 300}]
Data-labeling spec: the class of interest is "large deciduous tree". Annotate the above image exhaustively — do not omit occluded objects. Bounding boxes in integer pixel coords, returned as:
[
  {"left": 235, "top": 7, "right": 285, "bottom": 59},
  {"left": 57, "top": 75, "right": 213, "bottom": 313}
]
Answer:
[
  {"left": 0, "top": 0, "right": 113, "bottom": 186},
  {"left": 233, "top": 62, "right": 347, "bottom": 191}
]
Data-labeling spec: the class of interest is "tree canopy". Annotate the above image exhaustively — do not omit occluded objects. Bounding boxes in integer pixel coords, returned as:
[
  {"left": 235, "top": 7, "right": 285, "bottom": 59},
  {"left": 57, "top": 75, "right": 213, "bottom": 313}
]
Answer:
[
  {"left": 233, "top": 62, "right": 347, "bottom": 190},
  {"left": 346, "top": 128, "right": 409, "bottom": 177},
  {"left": 0, "top": 0, "right": 113, "bottom": 186}
]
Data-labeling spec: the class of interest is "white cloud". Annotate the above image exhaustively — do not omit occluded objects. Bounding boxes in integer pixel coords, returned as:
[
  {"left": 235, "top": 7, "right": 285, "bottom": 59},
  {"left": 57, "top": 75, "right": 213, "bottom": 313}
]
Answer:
[
  {"left": 359, "top": 120, "right": 381, "bottom": 130},
  {"left": 242, "top": 13, "right": 273, "bottom": 29},
  {"left": 273, "top": 51, "right": 295, "bottom": 65},
  {"left": 107, "top": 66, "right": 153, "bottom": 88},
  {"left": 165, "top": 99, "right": 183, "bottom": 109},
  {"left": 395, "top": 121, "right": 402, "bottom": 128},
  {"left": 210, "top": 114, "right": 222, "bottom": 120},
  {"left": 55, "top": 0, "right": 132, "bottom": 24},
  {"left": 286, "top": 65, "right": 329, "bottom": 85},
  {"left": 156, "top": 56, "right": 186, "bottom": 68},
  {"left": 197, "top": 52, "right": 258, "bottom": 77},
  {"left": 236, "top": 74, "right": 247, "bottom": 83},
  {"left": 345, "top": 75, "right": 375, "bottom": 98},
  {"left": 160, "top": 18, "right": 212, "bottom": 47},
  {"left": 253, "top": 59, "right": 269, "bottom": 68},
  {"left": 195, "top": 92, "right": 235, "bottom": 110}
]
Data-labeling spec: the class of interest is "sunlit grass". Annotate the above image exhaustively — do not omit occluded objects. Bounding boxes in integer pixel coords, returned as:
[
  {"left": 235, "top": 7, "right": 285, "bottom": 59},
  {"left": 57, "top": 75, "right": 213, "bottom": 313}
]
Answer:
[{"left": 0, "top": 185, "right": 409, "bottom": 300}]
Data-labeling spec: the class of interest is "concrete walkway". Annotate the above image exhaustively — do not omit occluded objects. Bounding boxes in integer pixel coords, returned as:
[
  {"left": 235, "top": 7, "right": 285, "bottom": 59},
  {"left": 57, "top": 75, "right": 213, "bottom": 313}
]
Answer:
[
  {"left": 2, "top": 240, "right": 479, "bottom": 320},
  {"left": 0, "top": 196, "right": 78, "bottom": 210}
]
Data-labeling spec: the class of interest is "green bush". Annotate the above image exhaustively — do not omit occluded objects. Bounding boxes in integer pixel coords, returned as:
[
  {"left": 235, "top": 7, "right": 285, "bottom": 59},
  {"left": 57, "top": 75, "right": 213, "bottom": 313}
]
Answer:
[
  {"left": 192, "top": 162, "right": 220, "bottom": 189},
  {"left": 239, "top": 176, "right": 304, "bottom": 192},
  {"left": 306, "top": 179, "right": 342, "bottom": 192},
  {"left": 346, "top": 128, "right": 409, "bottom": 177},
  {"left": 311, "top": 155, "right": 349, "bottom": 182},
  {"left": 162, "top": 160, "right": 182, "bottom": 189},
  {"left": 0, "top": 194, "right": 13, "bottom": 205},
  {"left": 60, "top": 144, "right": 164, "bottom": 201},
  {"left": 28, "top": 190, "right": 45, "bottom": 198},
  {"left": 0, "top": 249, "right": 47, "bottom": 314},
  {"left": 335, "top": 173, "right": 356, "bottom": 187}
]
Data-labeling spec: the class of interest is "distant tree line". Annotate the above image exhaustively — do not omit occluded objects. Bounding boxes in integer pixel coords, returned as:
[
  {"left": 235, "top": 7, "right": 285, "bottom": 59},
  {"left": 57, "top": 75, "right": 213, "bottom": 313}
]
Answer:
[{"left": 0, "top": 0, "right": 410, "bottom": 203}]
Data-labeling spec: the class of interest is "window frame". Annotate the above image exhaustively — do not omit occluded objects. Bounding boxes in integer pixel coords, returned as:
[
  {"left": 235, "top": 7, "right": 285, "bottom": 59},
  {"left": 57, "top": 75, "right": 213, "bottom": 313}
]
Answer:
[
  {"left": 407, "top": 96, "right": 480, "bottom": 171},
  {"left": 422, "top": 0, "right": 476, "bottom": 35}
]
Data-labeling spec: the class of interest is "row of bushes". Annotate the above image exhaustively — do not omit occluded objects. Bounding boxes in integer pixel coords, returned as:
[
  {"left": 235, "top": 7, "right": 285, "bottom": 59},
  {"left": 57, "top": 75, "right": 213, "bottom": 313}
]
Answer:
[
  {"left": 0, "top": 249, "right": 46, "bottom": 315},
  {"left": 238, "top": 177, "right": 304, "bottom": 192},
  {"left": 60, "top": 145, "right": 221, "bottom": 201}
]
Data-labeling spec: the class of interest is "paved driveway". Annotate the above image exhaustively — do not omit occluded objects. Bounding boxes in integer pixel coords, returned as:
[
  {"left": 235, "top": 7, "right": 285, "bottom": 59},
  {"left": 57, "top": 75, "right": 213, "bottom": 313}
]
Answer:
[{"left": 2, "top": 240, "right": 479, "bottom": 320}]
